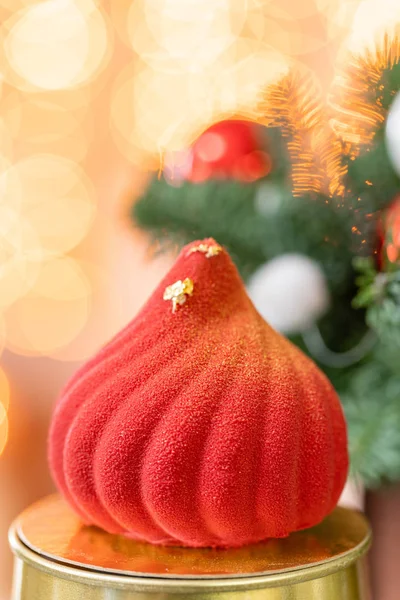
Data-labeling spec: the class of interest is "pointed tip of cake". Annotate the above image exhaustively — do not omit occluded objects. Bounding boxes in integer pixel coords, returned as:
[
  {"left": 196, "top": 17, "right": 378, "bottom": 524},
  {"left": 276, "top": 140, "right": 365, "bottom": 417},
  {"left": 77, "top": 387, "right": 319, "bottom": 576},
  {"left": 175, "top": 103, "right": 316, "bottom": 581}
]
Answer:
[
  {"left": 157, "top": 237, "right": 248, "bottom": 320},
  {"left": 182, "top": 238, "right": 224, "bottom": 258}
]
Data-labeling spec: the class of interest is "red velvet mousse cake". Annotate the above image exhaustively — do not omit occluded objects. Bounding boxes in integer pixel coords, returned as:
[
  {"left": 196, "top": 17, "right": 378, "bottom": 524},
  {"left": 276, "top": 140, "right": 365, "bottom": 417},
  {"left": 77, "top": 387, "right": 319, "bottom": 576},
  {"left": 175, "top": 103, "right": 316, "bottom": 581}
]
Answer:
[{"left": 48, "top": 239, "right": 348, "bottom": 549}]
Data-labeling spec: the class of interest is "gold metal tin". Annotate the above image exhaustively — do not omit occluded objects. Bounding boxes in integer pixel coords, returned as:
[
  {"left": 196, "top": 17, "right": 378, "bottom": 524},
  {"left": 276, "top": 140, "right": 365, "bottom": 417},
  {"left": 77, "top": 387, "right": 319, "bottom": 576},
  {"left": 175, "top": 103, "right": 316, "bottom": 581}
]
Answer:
[{"left": 10, "top": 495, "right": 372, "bottom": 599}]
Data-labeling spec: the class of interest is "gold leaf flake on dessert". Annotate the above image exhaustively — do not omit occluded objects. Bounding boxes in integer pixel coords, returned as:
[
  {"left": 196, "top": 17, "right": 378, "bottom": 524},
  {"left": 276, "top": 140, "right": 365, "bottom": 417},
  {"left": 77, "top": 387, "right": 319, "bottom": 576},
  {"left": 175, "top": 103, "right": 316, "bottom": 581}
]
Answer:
[
  {"left": 188, "top": 243, "right": 222, "bottom": 258},
  {"left": 163, "top": 278, "right": 194, "bottom": 313}
]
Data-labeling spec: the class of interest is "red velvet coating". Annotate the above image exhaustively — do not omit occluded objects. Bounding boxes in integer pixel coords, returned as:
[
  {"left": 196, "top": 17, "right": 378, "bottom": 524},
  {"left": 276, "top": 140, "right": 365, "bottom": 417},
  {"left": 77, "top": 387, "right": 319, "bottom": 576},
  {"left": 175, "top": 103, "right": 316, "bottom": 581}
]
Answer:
[{"left": 48, "top": 239, "right": 348, "bottom": 548}]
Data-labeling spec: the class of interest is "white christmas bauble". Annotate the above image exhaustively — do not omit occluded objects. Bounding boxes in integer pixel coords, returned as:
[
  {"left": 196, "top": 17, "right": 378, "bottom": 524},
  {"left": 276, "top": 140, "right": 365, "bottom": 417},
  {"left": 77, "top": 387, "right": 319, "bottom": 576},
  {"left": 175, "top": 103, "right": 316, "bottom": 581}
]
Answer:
[
  {"left": 247, "top": 254, "right": 330, "bottom": 335},
  {"left": 386, "top": 91, "right": 400, "bottom": 177},
  {"left": 254, "top": 181, "right": 284, "bottom": 216}
]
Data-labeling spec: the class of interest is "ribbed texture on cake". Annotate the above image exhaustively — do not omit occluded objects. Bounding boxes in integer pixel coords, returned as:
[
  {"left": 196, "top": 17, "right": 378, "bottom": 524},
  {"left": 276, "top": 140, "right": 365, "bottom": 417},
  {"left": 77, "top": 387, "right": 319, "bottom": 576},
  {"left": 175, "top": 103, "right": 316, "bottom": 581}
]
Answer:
[{"left": 48, "top": 238, "right": 348, "bottom": 548}]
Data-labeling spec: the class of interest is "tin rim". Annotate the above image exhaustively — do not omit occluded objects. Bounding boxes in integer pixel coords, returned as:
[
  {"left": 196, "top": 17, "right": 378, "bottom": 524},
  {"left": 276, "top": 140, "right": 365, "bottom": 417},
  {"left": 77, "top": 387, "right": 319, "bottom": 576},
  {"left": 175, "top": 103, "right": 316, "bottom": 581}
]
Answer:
[
  {"left": 9, "top": 522, "right": 371, "bottom": 593},
  {"left": 11, "top": 496, "right": 373, "bottom": 582}
]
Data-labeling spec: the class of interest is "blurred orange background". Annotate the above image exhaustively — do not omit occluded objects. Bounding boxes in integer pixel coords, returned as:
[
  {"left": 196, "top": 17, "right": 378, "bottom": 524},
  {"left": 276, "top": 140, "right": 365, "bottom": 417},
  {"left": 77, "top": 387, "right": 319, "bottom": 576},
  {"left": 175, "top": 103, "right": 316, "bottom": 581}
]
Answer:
[{"left": 0, "top": 0, "right": 391, "bottom": 597}]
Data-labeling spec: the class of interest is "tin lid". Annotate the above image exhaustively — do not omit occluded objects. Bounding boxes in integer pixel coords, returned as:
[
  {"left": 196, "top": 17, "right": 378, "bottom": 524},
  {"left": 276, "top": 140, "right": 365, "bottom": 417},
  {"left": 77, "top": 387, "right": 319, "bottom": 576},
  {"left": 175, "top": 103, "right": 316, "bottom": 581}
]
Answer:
[{"left": 9, "top": 494, "right": 371, "bottom": 592}]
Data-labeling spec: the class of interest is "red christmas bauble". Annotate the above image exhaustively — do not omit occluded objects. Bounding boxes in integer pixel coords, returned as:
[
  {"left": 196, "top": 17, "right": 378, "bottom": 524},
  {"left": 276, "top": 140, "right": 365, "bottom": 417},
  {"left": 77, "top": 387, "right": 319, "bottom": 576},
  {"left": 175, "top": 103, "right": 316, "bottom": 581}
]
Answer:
[
  {"left": 189, "top": 120, "right": 271, "bottom": 183},
  {"left": 49, "top": 239, "right": 348, "bottom": 548},
  {"left": 378, "top": 195, "right": 400, "bottom": 268}
]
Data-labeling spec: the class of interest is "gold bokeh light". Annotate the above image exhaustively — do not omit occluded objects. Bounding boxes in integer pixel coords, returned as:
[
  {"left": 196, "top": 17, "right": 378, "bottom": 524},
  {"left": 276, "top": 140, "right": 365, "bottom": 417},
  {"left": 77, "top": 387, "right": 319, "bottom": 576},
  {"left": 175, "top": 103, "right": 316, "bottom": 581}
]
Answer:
[
  {"left": 110, "top": 0, "right": 293, "bottom": 159},
  {"left": 0, "top": 402, "right": 8, "bottom": 457},
  {"left": 243, "top": 0, "right": 361, "bottom": 56},
  {"left": 2, "top": 90, "right": 93, "bottom": 162},
  {"left": 0, "top": 366, "right": 9, "bottom": 458},
  {"left": 345, "top": 0, "right": 400, "bottom": 53},
  {"left": 50, "top": 259, "right": 121, "bottom": 362},
  {"left": 111, "top": 42, "right": 288, "bottom": 160},
  {"left": 1, "top": 155, "right": 96, "bottom": 256},
  {"left": 0, "top": 153, "right": 95, "bottom": 321},
  {"left": 0, "top": 367, "right": 9, "bottom": 414},
  {"left": 0, "top": 204, "right": 41, "bottom": 310},
  {"left": 111, "top": 0, "right": 362, "bottom": 160},
  {"left": 128, "top": 0, "right": 248, "bottom": 72},
  {"left": 3, "top": 0, "right": 111, "bottom": 91},
  {"left": 5, "top": 256, "right": 91, "bottom": 356},
  {"left": 0, "top": 117, "right": 14, "bottom": 168}
]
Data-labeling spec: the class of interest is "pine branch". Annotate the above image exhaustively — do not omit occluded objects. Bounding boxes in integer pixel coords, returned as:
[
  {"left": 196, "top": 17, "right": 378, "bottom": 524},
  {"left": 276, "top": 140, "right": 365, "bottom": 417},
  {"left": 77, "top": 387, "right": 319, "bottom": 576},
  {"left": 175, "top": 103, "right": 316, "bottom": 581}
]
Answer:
[
  {"left": 257, "top": 68, "right": 326, "bottom": 197},
  {"left": 341, "top": 356, "right": 400, "bottom": 486},
  {"left": 329, "top": 31, "right": 400, "bottom": 158},
  {"left": 322, "top": 32, "right": 400, "bottom": 250}
]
